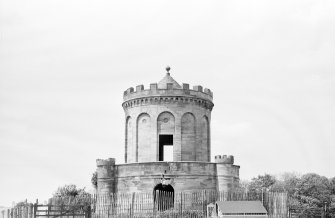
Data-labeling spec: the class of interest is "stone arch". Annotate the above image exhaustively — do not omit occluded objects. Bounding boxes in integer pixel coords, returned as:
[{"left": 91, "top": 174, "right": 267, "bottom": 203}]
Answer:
[
  {"left": 181, "top": 112, "right": 196, "bottom": 161},
  {"left": 125, "top": 116, "right": 132, "bottom": 163},
  {"left": 199, "top": 115, "right": 210, "bottom": 161},
  {"left": 136, "top": 113, "right": 151, "bottom": 162},
  {"left": 157, "top": 111, "right": 175, "bottom": 134},
  {"left": 153, "top": 183, "right": 174, "bottom": 211},
  {"left": 157, "top": 112, "right": 175, "bottom": 161}
]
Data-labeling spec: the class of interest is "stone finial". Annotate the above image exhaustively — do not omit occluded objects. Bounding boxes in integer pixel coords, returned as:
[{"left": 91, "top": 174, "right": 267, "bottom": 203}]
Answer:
[{"left": 166, "top": 66, "right": 171, "bottom": 75}]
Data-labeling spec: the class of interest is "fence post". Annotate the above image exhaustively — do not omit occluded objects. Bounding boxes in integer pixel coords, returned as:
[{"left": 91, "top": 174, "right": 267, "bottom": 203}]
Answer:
[
  {"left": 30, "top": 204, "right": 33, "bottom": 218},
  {"left": 155, "top": 190, "right": 160, "bottom": 218},
  {"left": 60, "top": 205, "right": 63, "bottom": 218},
  {"left": 33, "top": 200, "right": 38, "bottom": 218},
  {"left": 202, "top": 190, "right": 205, "bottom": 217},
  {"left": 288, "top": 208, "right": 291, "bottom": 218},
  {"left": 180, "top": 192, "right": 183, "bottom": 217},
  {"left": 46, "top": 205, "right": 49, "bottom": 218},
  {"left": 87, "top": 205, "right": 91, "bottom": 218},
  {"left": 130, "top": 192, "right": 135, "bottom": 218}
]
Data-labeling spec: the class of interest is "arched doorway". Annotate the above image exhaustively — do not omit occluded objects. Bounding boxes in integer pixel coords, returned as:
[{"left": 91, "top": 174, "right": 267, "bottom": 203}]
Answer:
[{"left": 153, "top": 183, "right": 174, "bottom": 211}]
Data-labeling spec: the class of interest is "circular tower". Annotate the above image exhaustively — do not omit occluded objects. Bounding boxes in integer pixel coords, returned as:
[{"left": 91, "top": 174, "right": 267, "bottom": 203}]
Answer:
[
  {"left": 122, "top": 68, "right": 214, "bottom": 163},
  {"left": 96, "top": 67, "right": 240, "bottom": 194}
]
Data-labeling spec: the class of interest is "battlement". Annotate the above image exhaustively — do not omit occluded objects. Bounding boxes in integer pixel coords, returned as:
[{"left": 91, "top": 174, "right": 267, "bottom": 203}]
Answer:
[
  {"left": 214, "top": 155, "right": 234, "bottom": 164},
  {"left": 123, "top": 83, "right": 213, "bottom": 102},
  {"left": 96, "top": 158, "right": 115, "bottom": 167}
]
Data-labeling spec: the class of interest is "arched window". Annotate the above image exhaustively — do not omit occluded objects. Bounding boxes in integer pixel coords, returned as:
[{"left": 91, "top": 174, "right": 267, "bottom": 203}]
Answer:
[
  {"left": 125, "top": 116, "right": 132, "bottom": 163},
  {"left": 153, "top": 183, "right": 174, "bottom": 211},
  {"left": 136, "top": 113, "right": 151, "bottom": 162},
  {"left": 198, "top": 116, "right": 210, "bottom": 161},
  {"left": 181, "top": 112, "right": 196, "bottom": 161},
  {"left": 157, "top": 112, "right": 175, "bottom": 161}
]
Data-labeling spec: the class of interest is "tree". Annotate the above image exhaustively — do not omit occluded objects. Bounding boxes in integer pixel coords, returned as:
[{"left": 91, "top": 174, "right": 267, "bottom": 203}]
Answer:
[
  {"left": 248, "top": 174, "right": 277, "bottom": 192},
  {"left": 236, "top": 180, "right": 250, "bottom": 192},
  {"left": 330, "top": 177, "right": 335, "bottom": 209},
  {"left": 294, "top": 173, "right": 332, "bottom": 207},
  {"left": 272, "top": 172, "right": 300, "bottom": 195},
  {"left": 293, "top": 173, "right": 334, "bottom": 217},
  {"left": 91, "top": 171, "right": 97, "bottom": 189},
  {"left": 244, "top": 172, "right": 335, "bottom": 217},
  {"left": 14, "top": 200, "right": 32, "bottom": 208},
  {"left": 52, "top": 184, "right": 91, "bottom": 209},
  {"left": 330, "top": 177, "right": 335, "bottom": 194},
  {"left": 53, "top": 184, "right": 88, "bottom": 198}
]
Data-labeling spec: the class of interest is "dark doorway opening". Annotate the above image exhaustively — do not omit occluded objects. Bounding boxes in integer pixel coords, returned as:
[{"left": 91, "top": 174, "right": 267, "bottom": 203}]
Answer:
[
  {"left": 153, "top": 184, "right": 174, "bottom": 211},
  {"left": 159, "top": 135, "right": 173, "bottom": 161}
]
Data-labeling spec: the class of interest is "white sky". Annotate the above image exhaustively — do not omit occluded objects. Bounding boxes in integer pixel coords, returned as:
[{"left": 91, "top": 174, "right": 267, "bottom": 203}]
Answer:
[{"left": 1, "top": 0, "right": 335, "bottom": 207}]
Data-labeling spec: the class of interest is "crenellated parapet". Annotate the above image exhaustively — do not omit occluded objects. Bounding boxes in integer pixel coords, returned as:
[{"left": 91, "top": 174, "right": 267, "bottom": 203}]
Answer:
[
  {"left": 96, "top": 158, "right": 115, "bottom": 167},
  {"left": 214, "top": 155, "right": 234, "bottom": 164},
  {"left": 122, "top": 83, "right": 214, "bottom": 111},
  {"left": 123, "top": 83, "right": 213, "bottom": 100}
]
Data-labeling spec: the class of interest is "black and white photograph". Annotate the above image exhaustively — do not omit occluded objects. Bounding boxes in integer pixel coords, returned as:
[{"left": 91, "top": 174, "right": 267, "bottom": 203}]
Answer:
[{"left": 1, "top": 1, "right": 335, "bottom": 217}]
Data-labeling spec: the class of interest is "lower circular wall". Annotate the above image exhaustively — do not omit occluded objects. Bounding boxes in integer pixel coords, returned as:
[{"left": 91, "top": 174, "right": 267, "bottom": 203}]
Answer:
[{"left": 113, "top": 162, "right": 239, "bottom": 193}]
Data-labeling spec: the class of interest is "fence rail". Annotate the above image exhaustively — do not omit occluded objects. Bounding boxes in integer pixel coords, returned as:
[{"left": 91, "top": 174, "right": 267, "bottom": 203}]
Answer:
[{"left": 1, "top": 191, "right": 288, "bottom": 218}]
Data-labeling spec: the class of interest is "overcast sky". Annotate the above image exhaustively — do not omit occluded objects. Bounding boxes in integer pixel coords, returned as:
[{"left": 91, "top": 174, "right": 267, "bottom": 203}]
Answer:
[{"left": 1, "top": 0, "right": 335, "bottom": 207}]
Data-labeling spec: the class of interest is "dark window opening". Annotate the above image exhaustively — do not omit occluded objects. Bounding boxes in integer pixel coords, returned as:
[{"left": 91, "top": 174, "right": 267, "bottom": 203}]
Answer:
[
  {"left": 159, "top": 135, "right": 173, "bottom": 161},
  {"left": 153, "top": 184, "right": 174, "bottom": 211}
]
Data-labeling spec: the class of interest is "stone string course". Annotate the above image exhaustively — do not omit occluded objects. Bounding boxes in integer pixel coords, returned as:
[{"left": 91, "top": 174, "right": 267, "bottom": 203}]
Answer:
[{"left": 122, "top": 96, "right": 214, "bottom": 111}]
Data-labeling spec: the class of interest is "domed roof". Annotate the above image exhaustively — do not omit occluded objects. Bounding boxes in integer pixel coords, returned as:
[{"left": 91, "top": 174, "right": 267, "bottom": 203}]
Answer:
[{"left": 158, "top": 73, "right": 182, "bottom": 89}]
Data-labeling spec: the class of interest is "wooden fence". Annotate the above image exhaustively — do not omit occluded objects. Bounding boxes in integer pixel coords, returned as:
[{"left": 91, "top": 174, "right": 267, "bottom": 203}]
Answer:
[
  {"left": 1, "top": 200, "right": 90, "bottom": 218},
  {"left": 1, "top": 204, "right": 34, "bottom": 218},
  {"left": 1, "top": 191, "right": 288, "bottom": 218}
]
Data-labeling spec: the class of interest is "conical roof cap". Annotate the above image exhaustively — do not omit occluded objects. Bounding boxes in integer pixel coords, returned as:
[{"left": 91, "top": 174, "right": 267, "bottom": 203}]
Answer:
[{"left": 158, "top": 73, "right": 181, "bottom": 89}]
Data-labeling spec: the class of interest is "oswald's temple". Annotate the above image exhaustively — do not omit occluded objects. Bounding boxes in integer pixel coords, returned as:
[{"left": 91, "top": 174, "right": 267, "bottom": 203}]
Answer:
[{"left": 96, "top": 67, "right": 240, "bottom": 194}]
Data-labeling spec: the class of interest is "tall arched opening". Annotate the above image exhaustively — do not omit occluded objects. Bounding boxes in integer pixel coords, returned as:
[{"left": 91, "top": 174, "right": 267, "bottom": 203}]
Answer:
[
  {"left": 125, "top": 116, "right": 132, "bottom": 163},
  {"left": 181, "top": 112, "right": 196, "bottom": 161},
  {"left": 136, "top": 113, "right": 151, "bottom": 162},
  {"left": 153, "top": 183, "right": 174, "bottom": 211},
  {"left": 157, "top": 112, "right": 175, "bottom": 161},
  {"left": 198, "top": 116, "right": 210, "bottom": 161}
]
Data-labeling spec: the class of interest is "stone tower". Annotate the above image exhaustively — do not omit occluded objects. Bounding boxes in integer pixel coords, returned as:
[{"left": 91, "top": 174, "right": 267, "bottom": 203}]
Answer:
[
  {"left": 122, "top": 68, "right": 214, "bottom": 163},
  {"left": 96, "top": 67, "right": 239, "bottom": 195}
]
